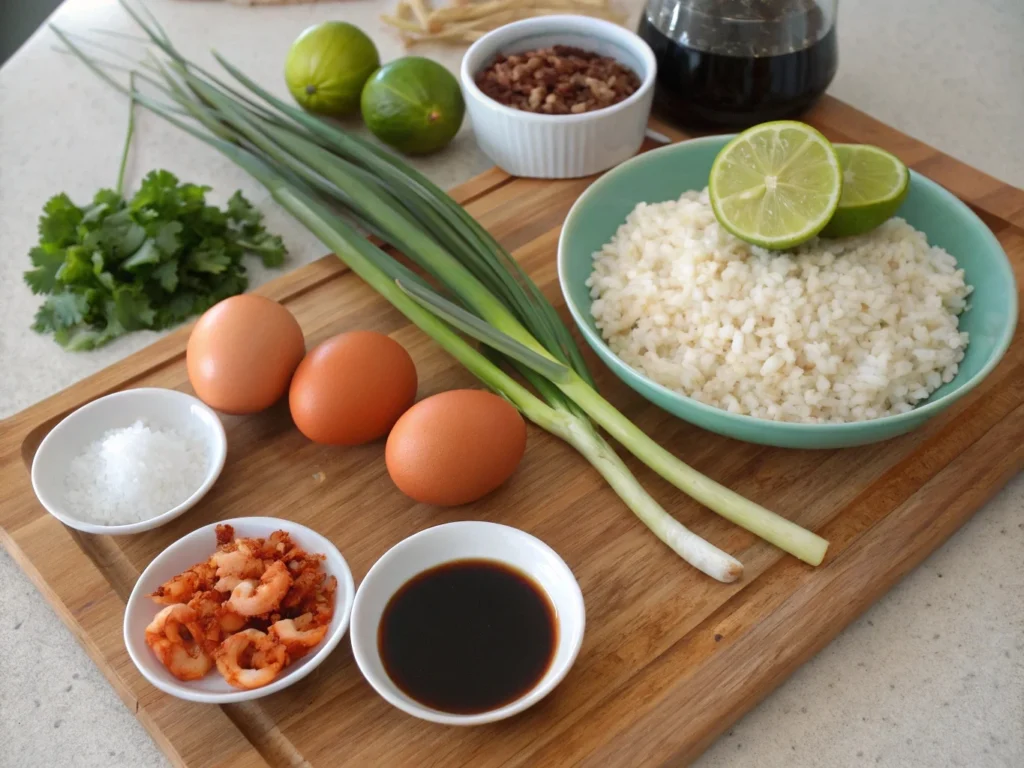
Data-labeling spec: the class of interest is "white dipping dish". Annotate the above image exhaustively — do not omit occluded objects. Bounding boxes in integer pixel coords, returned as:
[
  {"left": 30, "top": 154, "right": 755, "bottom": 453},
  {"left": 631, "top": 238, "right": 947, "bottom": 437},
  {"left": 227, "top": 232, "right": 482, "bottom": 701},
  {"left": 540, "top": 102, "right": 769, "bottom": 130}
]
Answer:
[
  {"left": 460, "top": 15, "right": 657, "bottom": 179},
  {"left": 30, "top": 387, "right": 227, "bottom": 535},
  {"left": 124, "top": 517, "right": 355, "bottom": 704},
  {"left": 350, "top": 521, "right": 585, "bottom": 725}
]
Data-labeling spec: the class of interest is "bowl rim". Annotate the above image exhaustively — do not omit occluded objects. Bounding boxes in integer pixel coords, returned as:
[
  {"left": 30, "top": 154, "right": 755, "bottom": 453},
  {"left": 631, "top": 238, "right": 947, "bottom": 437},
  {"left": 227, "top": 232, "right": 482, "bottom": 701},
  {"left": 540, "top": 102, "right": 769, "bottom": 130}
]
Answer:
[
  {"left": 123, "top": 516, "right": 356, "bottom": 704},
  {"left": 349, "top": 520, "right": 586, "bottom": 726},
  {"left": 557, "top": 134, "right": 1019, "bottom": 434},
  {"left": 460, "top": 14, "right": 657, "bottom": 126},
  {"left": 30, "top": 387, "right": 228, "bottom": 534}
]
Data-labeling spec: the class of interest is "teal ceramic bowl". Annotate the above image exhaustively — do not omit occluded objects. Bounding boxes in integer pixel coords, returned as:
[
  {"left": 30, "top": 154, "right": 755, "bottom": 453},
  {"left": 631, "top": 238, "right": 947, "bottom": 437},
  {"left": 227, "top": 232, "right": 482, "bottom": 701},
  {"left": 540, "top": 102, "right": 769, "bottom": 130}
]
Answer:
[{"left": 557, "top": 135, "right": 1018, "bottom": 449}]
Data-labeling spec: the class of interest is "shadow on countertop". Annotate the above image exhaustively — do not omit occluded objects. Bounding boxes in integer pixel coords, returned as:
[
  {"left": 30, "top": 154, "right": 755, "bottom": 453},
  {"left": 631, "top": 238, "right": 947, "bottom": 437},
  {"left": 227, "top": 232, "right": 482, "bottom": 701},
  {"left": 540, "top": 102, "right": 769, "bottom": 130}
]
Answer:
[{"left": 1, "top": 0, "right": 64, "bottom": 65}]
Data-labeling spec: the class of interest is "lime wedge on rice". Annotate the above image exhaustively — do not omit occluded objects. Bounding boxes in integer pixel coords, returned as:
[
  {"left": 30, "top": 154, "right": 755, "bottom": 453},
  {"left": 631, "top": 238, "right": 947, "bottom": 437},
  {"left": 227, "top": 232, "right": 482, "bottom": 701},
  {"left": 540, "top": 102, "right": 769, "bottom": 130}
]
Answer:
[
  {"left": 820, "top": 144, "right": 910, "bottom": 238},
  {"left": 709, "top": 121, "right": 842, "bottom": 250}
]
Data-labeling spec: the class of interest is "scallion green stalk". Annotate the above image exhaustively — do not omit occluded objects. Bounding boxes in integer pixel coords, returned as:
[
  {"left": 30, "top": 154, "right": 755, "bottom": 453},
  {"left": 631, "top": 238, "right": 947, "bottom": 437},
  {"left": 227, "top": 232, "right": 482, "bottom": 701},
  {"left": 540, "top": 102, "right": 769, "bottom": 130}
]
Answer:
[
  {"left": 53, "top": 3, "right": 832, "bottom": 579},
  {"left": 258, "top": 165, "right": 745, "bottom": 583}
]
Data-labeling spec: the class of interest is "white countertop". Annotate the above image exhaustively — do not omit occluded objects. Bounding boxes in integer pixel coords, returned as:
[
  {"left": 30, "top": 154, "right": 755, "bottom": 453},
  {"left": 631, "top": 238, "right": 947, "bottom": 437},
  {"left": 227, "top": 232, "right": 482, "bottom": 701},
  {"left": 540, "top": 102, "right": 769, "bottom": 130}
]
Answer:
[{"left": 1, "top": 1, "right": 1022, "bottom": 766}]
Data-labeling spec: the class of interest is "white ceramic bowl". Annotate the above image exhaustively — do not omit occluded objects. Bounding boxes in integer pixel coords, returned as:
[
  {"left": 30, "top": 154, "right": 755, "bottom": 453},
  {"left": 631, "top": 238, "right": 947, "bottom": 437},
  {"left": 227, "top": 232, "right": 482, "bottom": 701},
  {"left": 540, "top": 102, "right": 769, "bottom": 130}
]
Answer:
[
  {"left": 124, "top": 517, "right": 355, "bottom": 704},
  {"left": 350, "top": 521, "right": 585, "bottom": 725},
  {"left": 460, "top": 15, "right": 657, "bottom": 179},
  {"left": 30, "top": 387, "right": 227, "bottom": 535}
]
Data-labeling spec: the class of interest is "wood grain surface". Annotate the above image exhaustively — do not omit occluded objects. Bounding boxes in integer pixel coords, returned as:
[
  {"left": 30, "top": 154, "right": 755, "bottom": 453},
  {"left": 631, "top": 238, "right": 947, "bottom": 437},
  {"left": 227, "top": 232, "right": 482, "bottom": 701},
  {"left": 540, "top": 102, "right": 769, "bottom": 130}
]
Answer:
[{"left": 1, "top": 96, "right": 1021, "bottom": 767}]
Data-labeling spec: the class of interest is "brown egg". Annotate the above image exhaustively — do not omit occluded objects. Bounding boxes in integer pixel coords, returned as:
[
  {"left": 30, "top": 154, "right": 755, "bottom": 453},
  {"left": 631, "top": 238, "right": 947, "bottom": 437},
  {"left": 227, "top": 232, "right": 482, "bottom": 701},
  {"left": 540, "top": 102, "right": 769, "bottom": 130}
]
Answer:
[
  {"left": 289, "top": 331, "right": 418, "bottom": 445},
  {"left": 385, "top": 389, "right": 527, "bottom": 506},
  {"left": 186, "top": 295, "right": 305, "bottom": 415}
]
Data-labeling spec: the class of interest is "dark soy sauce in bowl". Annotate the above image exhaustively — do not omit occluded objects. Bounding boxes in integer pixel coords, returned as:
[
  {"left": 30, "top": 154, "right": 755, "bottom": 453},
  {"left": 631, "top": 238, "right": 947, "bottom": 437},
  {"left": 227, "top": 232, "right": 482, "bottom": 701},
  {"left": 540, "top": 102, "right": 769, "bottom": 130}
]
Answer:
[{"left": 378, "top": 559, "right": 557, "bottom": 715}]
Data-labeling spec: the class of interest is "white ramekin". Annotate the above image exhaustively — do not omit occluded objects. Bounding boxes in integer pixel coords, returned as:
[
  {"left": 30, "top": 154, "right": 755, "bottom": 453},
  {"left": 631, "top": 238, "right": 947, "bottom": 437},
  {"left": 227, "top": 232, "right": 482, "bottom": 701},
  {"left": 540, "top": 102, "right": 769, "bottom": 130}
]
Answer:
[
  {"left": 350, "top": 521, "right": 585, "bottom": 725},
  {"left": 460, "top": 15, "right": 657, "bottom": 179}
]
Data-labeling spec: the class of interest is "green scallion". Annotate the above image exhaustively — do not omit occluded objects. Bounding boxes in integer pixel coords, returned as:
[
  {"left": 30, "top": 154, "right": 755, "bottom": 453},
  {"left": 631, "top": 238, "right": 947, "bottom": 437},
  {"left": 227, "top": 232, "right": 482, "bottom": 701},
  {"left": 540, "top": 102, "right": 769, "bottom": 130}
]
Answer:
[{"left": 52, "top": 3, "right": 831, "bottom": 582}]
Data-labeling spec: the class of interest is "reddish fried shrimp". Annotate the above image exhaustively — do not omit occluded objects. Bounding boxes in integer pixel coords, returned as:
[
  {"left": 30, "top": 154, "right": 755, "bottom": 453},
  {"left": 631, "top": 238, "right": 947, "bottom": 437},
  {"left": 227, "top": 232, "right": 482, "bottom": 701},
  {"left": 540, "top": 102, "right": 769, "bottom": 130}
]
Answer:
[
  {"left": 280, "top": 567, "right": 324, "bottom": 611},
  {"left": 147, "top": 528, "right": 332, "bottom": 690},
  {"left": 215, "top": 629, "right": 288, "bottom": 690},
  {"left": 269, "top": 615, "right": 328, "bottom": 659},
  {"left": 211, "top": 545, "right": 267, "bottom": 592},
  {"left": 150, "top": 561, "right": 217, "bottom": 605},
  {"left": 213, "top": 574, "right": 243, "bottom": 593},
  {"left": 145, "top": 604, "right": 213, "bottom": 681},
  {"left": 226, "top": 560, "right": 292, "bottom": 617},
  {"left": 212, "top": 547, "right": 264, "bottom": 577},
  {"left": 285, "top": 551, "right": 325, "bottom": 576},
  {"left": 264, "top": 530, "right": 298, "bottom": 560},
  {"left": 304, "top": 574, "right": 337, "bottom": 627},
  {"left": 187, "top": 591, "right": 247, "bottom": 654},
  {"left": 215, "top": 524, "right": 235, "bottom": 548}
]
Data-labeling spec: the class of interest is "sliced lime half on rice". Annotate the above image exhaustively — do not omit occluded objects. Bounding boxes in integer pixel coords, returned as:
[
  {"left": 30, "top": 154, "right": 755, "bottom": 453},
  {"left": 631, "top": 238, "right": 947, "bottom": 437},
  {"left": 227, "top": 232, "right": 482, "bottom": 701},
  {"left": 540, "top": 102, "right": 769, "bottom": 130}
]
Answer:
[
  {"left": 820, "top": 144, "right": 910, "bottom": 238},
  {"left": 709, "top": 121, "right": 842, "bottom": 250}
]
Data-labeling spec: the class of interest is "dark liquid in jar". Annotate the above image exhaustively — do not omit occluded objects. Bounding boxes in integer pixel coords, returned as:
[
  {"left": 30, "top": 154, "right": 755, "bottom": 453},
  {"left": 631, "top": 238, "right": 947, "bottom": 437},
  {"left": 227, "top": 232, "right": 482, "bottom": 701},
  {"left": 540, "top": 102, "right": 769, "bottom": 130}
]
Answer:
[
  {"left": 638, "top": 10, "right": 837, "bottom": 128},
  {"left": 378, "top": 559, "right": 557, "bottom": 714}
]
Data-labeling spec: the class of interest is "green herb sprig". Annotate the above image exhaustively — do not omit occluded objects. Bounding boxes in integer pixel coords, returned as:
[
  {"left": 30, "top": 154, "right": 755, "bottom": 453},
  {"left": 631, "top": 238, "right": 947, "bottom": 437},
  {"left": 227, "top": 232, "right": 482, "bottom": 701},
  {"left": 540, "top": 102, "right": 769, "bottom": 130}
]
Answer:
[{"left": 24, "top": 78, "right": 285, "bottom": 350}]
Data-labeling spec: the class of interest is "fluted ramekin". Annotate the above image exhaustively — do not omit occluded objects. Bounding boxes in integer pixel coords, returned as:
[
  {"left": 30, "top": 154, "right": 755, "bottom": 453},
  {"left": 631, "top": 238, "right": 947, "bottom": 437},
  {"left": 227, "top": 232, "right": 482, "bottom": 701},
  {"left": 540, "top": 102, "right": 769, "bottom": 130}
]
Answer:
[{"left": 460, "top": 15, "right": 656, "bottom": 179}]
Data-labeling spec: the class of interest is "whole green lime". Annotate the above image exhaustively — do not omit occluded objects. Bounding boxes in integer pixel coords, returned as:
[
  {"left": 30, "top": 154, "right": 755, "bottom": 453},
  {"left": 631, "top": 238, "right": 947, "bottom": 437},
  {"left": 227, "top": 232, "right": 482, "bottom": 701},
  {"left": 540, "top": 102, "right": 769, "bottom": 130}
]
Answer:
[
  {"left": 360, "top": 57, "right": 465, "bottom": 155},
  {"left": 285, "top": 22, "right": 380, "bottom": 117}
]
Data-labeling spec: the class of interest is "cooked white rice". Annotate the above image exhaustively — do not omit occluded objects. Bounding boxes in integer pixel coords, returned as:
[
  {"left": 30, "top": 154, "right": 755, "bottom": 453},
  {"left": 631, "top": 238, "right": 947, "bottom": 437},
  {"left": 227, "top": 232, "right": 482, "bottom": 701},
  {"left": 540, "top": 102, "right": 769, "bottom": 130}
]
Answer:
[{"left": 586, "top": 188, "right": 972, "bottom": 423}]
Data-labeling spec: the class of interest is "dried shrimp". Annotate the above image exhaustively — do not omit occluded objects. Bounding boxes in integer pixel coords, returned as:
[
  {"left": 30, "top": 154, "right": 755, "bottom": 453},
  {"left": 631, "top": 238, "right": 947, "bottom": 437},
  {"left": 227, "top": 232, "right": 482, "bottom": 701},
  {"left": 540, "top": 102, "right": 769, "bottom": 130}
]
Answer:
[
  {"left": 144, "top": 604, "right": 213, "bottom": 681},
  {"left": 144, "top": 525, "right": 334, "bottom": 689},
  {"left": 215, "top": 629, "right": 288, "bottom": 690},
  {"left": 227, "top": 560, "right": 292, "bottom": 617},
  {"left": 269, "top": 615, "right": 329, "bottom": 660}
]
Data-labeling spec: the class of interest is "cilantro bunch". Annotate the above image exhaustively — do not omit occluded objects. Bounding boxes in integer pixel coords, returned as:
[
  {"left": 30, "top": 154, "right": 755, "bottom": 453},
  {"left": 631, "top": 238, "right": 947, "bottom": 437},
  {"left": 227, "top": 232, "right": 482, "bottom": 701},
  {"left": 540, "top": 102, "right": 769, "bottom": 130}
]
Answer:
[{"left": 24, "top": 170, "right": 286, "bottom": 350}]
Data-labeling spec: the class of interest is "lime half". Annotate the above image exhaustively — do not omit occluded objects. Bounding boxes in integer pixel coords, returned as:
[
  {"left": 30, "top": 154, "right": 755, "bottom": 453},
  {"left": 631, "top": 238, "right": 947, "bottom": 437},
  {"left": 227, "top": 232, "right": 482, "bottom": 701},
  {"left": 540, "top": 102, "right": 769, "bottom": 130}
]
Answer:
[
  {"left": 709, "top": 121, "right": 842, "bottom": 250},
  {"left": 820, "top": 144, "right": 909, "bottom": 238}
]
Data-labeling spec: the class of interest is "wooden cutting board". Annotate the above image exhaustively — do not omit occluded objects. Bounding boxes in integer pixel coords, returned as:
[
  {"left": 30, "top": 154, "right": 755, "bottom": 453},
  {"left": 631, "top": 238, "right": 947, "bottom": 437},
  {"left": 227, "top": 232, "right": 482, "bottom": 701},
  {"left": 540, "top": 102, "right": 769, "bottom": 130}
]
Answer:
[{"left": 1, "top": 97, "right": 1022, "bottom": 768}]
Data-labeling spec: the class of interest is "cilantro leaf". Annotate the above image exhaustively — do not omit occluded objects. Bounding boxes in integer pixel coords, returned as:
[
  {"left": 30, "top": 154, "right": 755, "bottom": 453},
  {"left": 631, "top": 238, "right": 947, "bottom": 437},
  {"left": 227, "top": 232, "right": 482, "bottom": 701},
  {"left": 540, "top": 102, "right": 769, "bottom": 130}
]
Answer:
[
  {"left": 227, "top": 191, "right": 261, "bottom": 228},
  {"left": 39, "top": 194, "right": 84, "bottom": 247},
  {"left": 154, "top": 220, "right": 183, "bottom": 256},
  {"left": 91, "top": 252, "right": 117, "bottom": 291},
  {"left": 56, "top": 246, "right": 96, "bottom": 285},
  {"left": 239, "top": 233, "right": 287, "bottom": 267},
  {"left": 152, "top": 259, "right": 180, "bottom": 292},
  {"left": 123, "top": 239, "right": 162, "bottom": 270},
  {"left": 27, "top": 171, "right": 285, "bottom": 350},
  {"left": 80, "top": 201, "right": 113, "bottom": 226},
  {"left": 32, "top": 292, "right": 91, "bottom": 332},
  {"left": 24, "top": 246, "right": 66, "bottom": 294},
  {"left": 94, "top": 208, "right": 148, "bottom": 261},
  {"left": 62, "top": 328, "right": 106, "bottom": 351},
  {"left": 188, "top": 240, "right": 232, "bottom": 274},
  {"left": 91, "top": 188, "right": 124, "bottom": 211},
  {"left": 106, "top": 285, "right": 156, "bottom": 330},
  {"left": 160, "top": 290, "right": 203, "bottom": 325},
  {"left": 129, "top": 169, "right": 180, "bottom": 211}
]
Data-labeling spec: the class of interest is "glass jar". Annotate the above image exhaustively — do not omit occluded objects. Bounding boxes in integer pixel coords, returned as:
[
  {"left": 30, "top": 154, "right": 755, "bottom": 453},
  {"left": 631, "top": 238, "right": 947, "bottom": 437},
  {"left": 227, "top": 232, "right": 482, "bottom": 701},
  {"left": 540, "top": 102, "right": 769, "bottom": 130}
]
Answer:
[{"left": 638, "top": 0, "right": 839, "bottom": 128}]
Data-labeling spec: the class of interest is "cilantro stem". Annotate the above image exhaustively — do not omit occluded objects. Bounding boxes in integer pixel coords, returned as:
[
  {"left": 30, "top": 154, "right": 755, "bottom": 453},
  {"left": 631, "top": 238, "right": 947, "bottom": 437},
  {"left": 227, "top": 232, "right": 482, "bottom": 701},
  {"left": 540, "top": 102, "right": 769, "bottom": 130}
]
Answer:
[
  {"left": 235, "top": 239, "right": 276, "bottom": 253},
  {"left": 116, "top": 71, "right": 136, "bottom": 197}
]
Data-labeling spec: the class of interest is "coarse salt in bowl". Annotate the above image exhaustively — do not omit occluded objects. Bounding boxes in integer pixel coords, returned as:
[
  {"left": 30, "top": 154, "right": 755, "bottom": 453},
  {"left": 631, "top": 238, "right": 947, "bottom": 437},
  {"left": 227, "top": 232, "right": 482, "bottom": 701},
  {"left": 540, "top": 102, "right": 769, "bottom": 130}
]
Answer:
[{"left": 30, "top": 388, "right": 227, "bottom": 535}]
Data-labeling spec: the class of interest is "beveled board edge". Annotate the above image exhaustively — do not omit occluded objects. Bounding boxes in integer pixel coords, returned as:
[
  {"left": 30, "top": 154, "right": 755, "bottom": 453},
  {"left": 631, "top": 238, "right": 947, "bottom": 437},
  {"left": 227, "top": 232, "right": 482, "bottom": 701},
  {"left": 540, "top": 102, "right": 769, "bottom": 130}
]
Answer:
[{"left": 0, "top": 517, "right": 273, "bottom": 768}]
